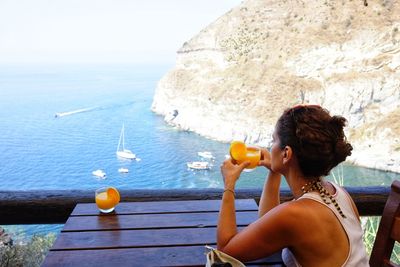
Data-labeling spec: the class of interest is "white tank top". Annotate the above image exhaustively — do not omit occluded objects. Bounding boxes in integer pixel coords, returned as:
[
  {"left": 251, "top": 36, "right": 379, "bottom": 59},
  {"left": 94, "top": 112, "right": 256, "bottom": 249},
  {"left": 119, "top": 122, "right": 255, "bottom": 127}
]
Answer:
[{"left": 282, "top": 182, "right": 369, "bottom": 267}]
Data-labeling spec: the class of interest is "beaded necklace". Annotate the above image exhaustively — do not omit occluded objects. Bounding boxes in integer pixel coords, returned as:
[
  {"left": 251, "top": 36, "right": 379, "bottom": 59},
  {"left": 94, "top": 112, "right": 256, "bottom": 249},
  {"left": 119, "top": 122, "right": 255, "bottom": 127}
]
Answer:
[{"left": 301, "top": 179, "right": 347, "bottom": 219}]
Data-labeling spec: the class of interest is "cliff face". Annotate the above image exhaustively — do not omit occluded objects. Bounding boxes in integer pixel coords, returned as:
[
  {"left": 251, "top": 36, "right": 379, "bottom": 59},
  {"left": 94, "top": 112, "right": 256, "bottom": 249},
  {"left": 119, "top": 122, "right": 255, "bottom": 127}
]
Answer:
[{"left": 152, "top": 0, "right": 400, "bottom": 173}]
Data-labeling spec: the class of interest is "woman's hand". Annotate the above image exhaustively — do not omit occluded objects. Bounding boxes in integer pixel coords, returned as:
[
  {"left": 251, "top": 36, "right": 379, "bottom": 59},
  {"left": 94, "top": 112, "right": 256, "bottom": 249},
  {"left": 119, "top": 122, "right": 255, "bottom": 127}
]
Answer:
[
  {"left": 258, "top": 148, "right": 272, "bottom": 170},
  {"left": 220, "top": 159, "right": 250, "bottom": 190}
]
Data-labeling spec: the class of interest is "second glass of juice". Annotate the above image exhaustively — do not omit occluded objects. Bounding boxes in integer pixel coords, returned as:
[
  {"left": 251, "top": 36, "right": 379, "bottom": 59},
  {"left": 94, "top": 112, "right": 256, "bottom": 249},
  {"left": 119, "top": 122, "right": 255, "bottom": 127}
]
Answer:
[{"left": 95, "top": 187, "right": 120, "bottom": 213}]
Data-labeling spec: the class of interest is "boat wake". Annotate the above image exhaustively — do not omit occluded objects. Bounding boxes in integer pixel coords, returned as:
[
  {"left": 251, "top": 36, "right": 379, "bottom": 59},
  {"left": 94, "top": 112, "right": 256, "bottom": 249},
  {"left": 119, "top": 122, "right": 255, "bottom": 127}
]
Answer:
[
  {"left": 54, "top": 101, "right": 136, "bottom": 118},
  {"left": 55, "top": 107, "right": 97, "bottom": 118}
]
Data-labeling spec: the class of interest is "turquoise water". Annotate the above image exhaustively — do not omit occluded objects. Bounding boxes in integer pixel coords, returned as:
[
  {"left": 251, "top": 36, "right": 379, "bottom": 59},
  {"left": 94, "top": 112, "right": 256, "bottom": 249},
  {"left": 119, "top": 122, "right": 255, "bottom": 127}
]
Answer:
[{"left": 0, "top": 64, "right": 398, "bottom": 240}]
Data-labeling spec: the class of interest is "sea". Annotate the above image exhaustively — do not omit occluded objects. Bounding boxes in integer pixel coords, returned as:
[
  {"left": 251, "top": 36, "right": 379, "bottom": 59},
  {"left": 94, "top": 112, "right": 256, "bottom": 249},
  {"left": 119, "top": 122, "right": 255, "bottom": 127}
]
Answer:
[{"left": 0, "top": 64, "right": 398, "bottom": 240}]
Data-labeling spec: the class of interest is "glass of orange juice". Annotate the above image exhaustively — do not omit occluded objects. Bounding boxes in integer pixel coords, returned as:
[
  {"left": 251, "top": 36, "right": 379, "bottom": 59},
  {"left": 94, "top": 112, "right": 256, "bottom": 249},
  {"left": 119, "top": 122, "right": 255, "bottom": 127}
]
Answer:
[
  {"left": 95, "top": 187, "right": 120, "bottom": 213},
  {"left": 230, "top": 141, "right": 261, "bottom": 172}
]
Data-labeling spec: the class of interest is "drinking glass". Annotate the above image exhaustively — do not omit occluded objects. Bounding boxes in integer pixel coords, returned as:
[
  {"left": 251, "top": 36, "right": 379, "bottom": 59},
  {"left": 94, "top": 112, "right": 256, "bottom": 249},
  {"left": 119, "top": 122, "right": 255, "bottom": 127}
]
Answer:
[
  {"left": 95, "top": 187, "right": 119, "bottom": 213},
  {"left": 243, "top": 146, "right": 261, "bottom": 172}
]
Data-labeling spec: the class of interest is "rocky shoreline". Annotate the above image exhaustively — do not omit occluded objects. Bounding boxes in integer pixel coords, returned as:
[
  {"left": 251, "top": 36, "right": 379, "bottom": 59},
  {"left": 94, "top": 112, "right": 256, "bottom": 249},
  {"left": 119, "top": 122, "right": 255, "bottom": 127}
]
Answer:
[{"left": 157, "top": 112, "right": 400, "bottom": 174}]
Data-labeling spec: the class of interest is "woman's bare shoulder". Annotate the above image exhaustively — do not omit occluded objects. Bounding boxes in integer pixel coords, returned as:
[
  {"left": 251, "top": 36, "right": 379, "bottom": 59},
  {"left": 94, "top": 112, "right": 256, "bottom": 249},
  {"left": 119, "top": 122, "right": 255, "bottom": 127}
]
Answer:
[
  {"left": 268, "top": 199, "right": 326, "bottom": 231},
  {"left": 258, "top": 200, "right": 311, "bottom": 232},
  {"left": 273, "top": 199, "right": 312, "bottom": 217}
]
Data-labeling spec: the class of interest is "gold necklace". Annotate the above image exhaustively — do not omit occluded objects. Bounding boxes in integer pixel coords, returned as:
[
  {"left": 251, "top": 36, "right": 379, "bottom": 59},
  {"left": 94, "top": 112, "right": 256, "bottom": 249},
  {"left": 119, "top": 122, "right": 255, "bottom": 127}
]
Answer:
[{"left": 301, "top": 179, "right": 346, "bottom": 219}]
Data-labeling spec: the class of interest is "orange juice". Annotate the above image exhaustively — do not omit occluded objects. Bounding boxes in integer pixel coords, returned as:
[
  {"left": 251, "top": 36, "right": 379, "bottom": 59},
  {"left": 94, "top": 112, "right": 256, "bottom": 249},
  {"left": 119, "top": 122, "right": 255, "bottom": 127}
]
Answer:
[
  {"left": 95, "top": 187, "right": 120, "bottom": 213},
  {"left": 245, "top": 147, "right": 261, "bottom": 169}
]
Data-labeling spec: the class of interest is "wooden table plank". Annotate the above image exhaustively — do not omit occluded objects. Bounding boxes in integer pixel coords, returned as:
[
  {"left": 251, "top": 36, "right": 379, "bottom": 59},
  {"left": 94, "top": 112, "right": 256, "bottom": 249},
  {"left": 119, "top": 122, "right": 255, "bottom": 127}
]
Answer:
[
  {"left": 71, "top": 199, "right": 258, "bottom": 216},
  {"left": 43, "top": 245, "right": 284, "bottom": 267},
  {"left": 53, "top": 227, "right": 251, "bottom": 250},
  {"left": 62, "top": 211, "right": 258, "bottom": 231}
]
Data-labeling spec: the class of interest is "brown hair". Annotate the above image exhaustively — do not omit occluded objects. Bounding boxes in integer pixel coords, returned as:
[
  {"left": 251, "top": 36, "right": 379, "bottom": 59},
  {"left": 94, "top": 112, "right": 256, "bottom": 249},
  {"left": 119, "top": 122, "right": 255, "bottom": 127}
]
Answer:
[{"left": 276, "top": 105, "right": 353, "bottom": 178}]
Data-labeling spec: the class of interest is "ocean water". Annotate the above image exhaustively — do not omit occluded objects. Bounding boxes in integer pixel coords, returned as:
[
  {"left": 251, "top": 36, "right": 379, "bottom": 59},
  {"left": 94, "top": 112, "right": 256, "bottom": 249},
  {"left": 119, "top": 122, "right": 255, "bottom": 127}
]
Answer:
[{"left": 0, "top": 64, "right": 398, "bottom": 193}]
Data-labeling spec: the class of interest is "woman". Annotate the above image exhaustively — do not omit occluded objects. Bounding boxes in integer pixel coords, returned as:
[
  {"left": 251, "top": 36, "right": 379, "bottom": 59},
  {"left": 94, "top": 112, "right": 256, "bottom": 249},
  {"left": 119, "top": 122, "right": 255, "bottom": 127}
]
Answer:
[{"left": 218, "top": 105, "right": 369, "bottom": 267}]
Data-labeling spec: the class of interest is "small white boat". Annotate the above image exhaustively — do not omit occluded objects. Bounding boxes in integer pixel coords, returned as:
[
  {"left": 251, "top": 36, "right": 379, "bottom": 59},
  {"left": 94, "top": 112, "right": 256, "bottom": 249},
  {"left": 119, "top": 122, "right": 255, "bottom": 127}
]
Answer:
[
  {"left": 118, "top": 167, "right": 129, "bottom": 173},
  {"left": 92, "top": 169, "right": 106, "bottom": 178},
  {"left": 116, "top": 124, "right": 136, "bottom": 160},
  {"left": 187, "top": 161, "right": 211, "bottom": 170},
  {"left": 197, "top": 151, "right": 215, "bottom": 159}
]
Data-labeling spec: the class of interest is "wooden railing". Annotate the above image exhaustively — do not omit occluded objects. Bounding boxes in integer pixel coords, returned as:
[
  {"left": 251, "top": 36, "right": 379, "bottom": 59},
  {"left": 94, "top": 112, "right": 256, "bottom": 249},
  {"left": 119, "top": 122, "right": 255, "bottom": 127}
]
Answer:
[{"left": 0, "top": 186, "right": 390, "bottom": 224}]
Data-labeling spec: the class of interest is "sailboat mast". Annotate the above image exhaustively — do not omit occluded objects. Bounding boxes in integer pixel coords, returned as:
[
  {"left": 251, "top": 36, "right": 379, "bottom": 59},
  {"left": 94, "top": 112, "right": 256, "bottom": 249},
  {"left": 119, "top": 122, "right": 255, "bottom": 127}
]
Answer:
[
  {"left": 122, "top": 124, "right": 125, "bottom": 150},
  {"left": 117, "top": 124, "right": 124, "bottom": 152}
]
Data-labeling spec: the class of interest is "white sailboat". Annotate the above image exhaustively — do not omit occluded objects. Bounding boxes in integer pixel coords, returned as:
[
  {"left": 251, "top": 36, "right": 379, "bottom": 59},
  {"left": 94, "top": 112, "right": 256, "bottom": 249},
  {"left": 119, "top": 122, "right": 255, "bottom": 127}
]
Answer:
[{"left": 116, "top": 124, "right": 136, "bottom": 160}]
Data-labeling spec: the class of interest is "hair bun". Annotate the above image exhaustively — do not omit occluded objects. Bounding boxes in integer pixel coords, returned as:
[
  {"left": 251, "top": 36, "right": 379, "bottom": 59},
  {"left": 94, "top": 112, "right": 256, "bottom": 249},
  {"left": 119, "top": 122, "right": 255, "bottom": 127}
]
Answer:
[
  {"left": 330, "top": 115, "right": 353, "bottom": 165},
  {"left": 334, "top": 141, "right": 353, "bottom": 164},
  {"left": 330, "top": 115, "right": 347, "bottom": 128}
]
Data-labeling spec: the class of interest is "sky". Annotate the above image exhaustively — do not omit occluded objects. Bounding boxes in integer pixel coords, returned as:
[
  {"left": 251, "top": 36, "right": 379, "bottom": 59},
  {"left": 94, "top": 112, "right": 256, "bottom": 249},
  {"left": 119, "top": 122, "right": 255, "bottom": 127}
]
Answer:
[{"left": 0, "top": 0, "right": 242, "bottom": 65}]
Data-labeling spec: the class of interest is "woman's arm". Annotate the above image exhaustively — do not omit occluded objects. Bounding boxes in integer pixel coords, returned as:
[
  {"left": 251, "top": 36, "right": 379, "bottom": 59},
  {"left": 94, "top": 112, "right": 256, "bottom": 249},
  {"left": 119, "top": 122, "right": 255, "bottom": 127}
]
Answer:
[
  {"left": 257, "top": 148, "right": 282, "bottom": 217},
  {"left": 219, "top": 202, "right": 295, "bottom": 261},
  {"left": 258, "top": 171, "right": 281, "bottom": 217},
  {"left": 217, "top": 157, "right": 294, "bottom": 262},
  {"left": 217, "top": 184, "right": 237, "bottom": 250},
  {"left": 217, "top": 159, "right": 249, "bottom": 250}
]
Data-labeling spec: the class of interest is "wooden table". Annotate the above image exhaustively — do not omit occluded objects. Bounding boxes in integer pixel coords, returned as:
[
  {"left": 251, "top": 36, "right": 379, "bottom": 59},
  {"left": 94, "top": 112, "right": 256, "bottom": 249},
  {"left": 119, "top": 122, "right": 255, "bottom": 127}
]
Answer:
[{"left": 42, "top": 199, "right": 284, "bottom": 266}]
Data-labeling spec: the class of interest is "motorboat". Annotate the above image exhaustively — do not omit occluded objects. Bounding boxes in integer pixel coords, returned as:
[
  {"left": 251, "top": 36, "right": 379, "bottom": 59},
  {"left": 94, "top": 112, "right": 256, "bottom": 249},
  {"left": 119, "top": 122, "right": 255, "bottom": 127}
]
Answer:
[
  {"left": 116, "top": 124, "right": 136, "bottom": 160},
  {"left": 197, "top": 151, "right": 215, "bottom": 160},
  {"left": 187, "top": 161, "right": 211, "bottom": 170},
  {"left": 118, "top": 167, "right": 129, "bottom": 173},
  {"left": 92, "top": 169, "right": 106, "bottom": 178}
]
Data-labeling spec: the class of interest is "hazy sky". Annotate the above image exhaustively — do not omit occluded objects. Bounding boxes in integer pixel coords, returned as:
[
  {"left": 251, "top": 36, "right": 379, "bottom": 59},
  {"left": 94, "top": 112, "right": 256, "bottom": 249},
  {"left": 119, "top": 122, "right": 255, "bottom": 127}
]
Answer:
[{"left": 0, "top": 0, "right": 242, "bottom": 64}]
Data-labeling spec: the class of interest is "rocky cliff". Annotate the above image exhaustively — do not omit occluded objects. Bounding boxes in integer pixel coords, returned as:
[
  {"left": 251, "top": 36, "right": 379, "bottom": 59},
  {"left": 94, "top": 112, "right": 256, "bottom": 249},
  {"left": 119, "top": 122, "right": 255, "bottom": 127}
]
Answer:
[{"left": 151, "top": 0, "right": 400, "bottom": 173}]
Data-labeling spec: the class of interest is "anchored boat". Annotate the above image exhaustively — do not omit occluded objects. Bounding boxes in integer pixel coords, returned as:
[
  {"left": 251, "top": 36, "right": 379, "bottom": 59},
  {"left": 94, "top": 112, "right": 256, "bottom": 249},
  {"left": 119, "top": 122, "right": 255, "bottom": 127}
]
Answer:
[
  {"left": 92, "top": 169, "right": 106, "bottom": 178},
  {"left": 118, "top": 167, "right": 129, "bottom": 173},
  {"left": 187, "top": 161, "right": 211, "bottom": 170},
  {"left": 116, "top": 124, "right": 136, "bottom": 160}
]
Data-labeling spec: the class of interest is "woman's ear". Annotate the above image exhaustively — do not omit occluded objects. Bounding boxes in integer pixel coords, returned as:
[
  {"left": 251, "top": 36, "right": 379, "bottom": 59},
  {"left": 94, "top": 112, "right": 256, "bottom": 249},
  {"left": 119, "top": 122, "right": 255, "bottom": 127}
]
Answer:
[{"left": 282, "top": 146, "right": 293, "bottom": 164}]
